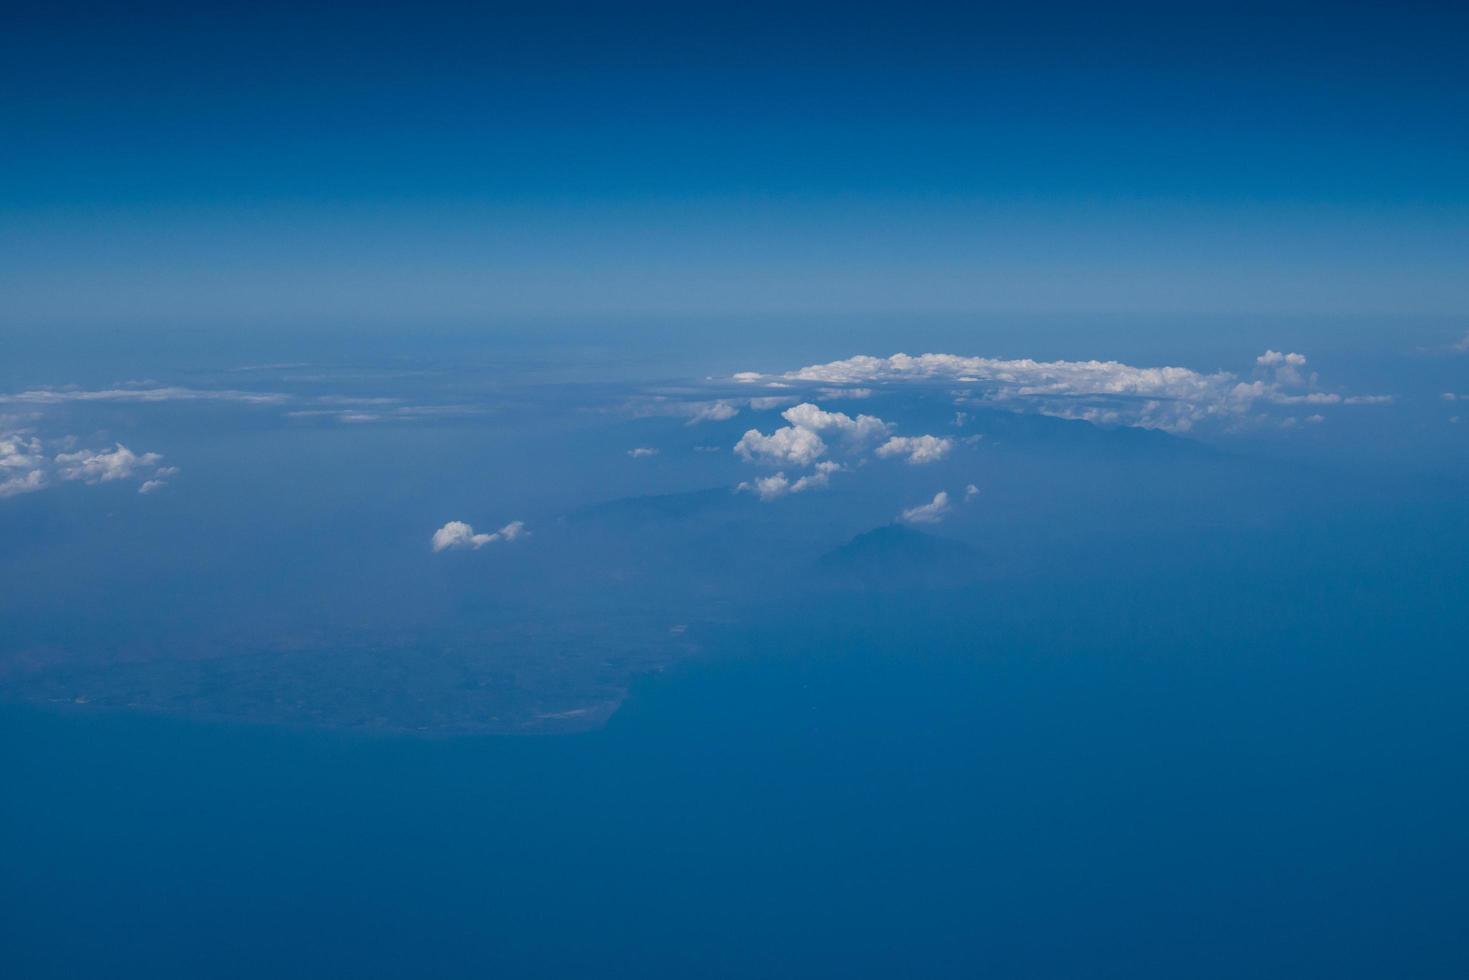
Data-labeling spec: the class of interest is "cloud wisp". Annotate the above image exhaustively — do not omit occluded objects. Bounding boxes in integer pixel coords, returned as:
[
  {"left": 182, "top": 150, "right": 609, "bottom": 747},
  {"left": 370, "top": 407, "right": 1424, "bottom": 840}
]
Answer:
[
  {"left": 0, "top": 386, "right": 289, "bottom": 406},
  {"left": 900, "top": 491, "right": 952, "bottom": 525},
  {"left": 620, "top": 394, "right": 800, "bottom": 427},
  {"left": 2, "top": 383, "right": 482, "bottom": 427}
]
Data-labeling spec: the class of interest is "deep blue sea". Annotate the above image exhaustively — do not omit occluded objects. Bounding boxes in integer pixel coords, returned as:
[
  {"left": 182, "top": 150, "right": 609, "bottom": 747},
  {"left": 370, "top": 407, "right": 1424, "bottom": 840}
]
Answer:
[
  {"left": 6, "top": 574, "right": 1468, "bottom": 978},
  {"left": 3, "top": 317, "right": 1467, "bottom": 977}
]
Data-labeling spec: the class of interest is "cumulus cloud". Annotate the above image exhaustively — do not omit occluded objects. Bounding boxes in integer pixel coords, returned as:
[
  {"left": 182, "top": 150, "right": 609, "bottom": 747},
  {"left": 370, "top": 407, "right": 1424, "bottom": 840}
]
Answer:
[
  {"left": 54, "top": 444, "right": 162, "bottom": 484},
  {"left": 627, "top": 447, "right": 660, "bottom": 458},
  {"left": 1256, "top": 350, "right": 1311, "bottom": 386},
  {"left": 1, "top": 431, "right": 174, "bottom": 498},
  {"left": 875, "top": 434, "right": 953, "bottom": 465},
  {"left": 964, "top": 483, "right": 979, "bottom": 501},
  {"left": 0, "top": 468, "right": 46, "bottom": 498},
  {"left": 734, "top": 424, "right": 827, "bottom": 467},
  {"left": 733, "top": 400, "right": 970, "bottom": 513},
  {"left": 431, "top": 520, "right": 527, "bottom": 552},
  {"left": 900, "top": 491, "right": 951, "bottom": 524},
  {"left": 0, "top": 432, "right": 47, "bottom": 498},
  {"left": 780, "top": 403, "right": 891, "bottom": 444},
  {"left": 1256, "top": 350, "right": 1306, "bottom": 367},
  {"left": 732, "top": 350, "right": 1391, "bottom": 434},
  {"left": 737, "top": 461, "right": 841, "bottom": 501},
  {"left": 733, "top": 401, "right": 898, "bottom": 470}
]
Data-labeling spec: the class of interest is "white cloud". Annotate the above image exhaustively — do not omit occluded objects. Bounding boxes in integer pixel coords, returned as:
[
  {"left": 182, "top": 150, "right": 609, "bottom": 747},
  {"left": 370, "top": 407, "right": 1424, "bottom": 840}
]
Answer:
[
  {"left": 780, "top": 403, "right": 891, "bottom": 444},
  {"left": 138, "top": 479, "right": 167, "bottom": 494},
  {"left": 54, "top": 444, "right": 162, "bottom": 484},
  {"left": 737, "top": 472, "right": 795, "bottom": 501},
  {"left": 0, "top": 432, "right": 46, "bottom": 497},
  {"left": 1256, "top": 350, "right": 1311, "bottom": 386},
  {"left": 875, "top": 434, "right": 953, "bottom": 465},
  {"left": 734, "top": 425, "right": 827, "bottom": 467},
  {"left": 0, "top": 469, "right": 47, "bottom": 497},
  {"left": 900, "top": 491, "right": 952, "bottom": 525},
  {"left": 0, "top": 432, "right": 43, "bottom": 467},
  {"left": 964, "top": 483, "right": 979, "bottom": 501},
  {"left": 1, "top": 430, "right": 173, "bottom": 498},
  {"left": 733, "top": 401, "right": 894, "bottom": 470},
  {"left": 1455, "top": 332, "right": 1469, "bottom": 353},
  {"left": 737, "top": 461, "right": 841, "bottom": 501},
  {"left": 431, "top": 520, "right": 527, "bottom": 552},
  {"left": 627, "top": 447, "right": 660, "bottom": 458}
]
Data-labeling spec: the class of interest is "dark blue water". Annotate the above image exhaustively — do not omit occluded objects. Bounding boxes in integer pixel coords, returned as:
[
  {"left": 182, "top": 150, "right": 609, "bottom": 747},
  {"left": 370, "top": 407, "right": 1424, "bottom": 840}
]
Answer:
[{"left": 5, "top": 570, "right": 1468, "bottom": 979}]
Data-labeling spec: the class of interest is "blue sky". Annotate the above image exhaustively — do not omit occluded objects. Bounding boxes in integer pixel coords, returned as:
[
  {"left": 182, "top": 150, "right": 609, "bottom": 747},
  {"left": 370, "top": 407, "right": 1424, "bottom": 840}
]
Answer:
[{"left": 4, "top": 0, "right": 1468, "bottom": 323}]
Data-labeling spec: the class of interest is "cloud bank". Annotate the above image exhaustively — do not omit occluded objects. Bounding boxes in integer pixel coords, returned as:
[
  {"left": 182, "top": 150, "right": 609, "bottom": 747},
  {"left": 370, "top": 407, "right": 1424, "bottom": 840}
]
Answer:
[{"left": 735, "top": 351, "right": 1390, "bottom": 433}]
